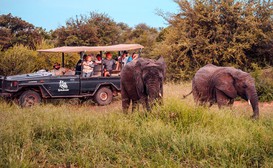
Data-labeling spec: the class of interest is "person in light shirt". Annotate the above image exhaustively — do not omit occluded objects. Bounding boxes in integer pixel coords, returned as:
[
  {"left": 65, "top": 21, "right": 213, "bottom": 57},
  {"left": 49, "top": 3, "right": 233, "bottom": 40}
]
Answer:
[{"left": 82, "top": 55, "right": 95, "bottom": 77}]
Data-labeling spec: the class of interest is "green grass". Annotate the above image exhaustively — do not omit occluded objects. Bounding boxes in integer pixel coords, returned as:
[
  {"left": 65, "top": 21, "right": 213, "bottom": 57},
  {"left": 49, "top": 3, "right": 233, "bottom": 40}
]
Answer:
[{"left": 0, "top": 83, "right": 273, "bottom": 167}]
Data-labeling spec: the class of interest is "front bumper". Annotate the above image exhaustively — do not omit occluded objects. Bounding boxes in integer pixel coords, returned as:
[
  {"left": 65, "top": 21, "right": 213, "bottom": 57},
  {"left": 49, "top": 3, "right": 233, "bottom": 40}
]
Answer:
[{"left": 0, "top": 92, "right": 12, "bottom": 98}]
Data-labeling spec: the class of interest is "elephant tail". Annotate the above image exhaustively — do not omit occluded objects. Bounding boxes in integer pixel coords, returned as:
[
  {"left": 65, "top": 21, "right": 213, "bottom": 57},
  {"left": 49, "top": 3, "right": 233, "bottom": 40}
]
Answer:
[{"left": 182, "top": 90, "right": 192, "bottom": 99}]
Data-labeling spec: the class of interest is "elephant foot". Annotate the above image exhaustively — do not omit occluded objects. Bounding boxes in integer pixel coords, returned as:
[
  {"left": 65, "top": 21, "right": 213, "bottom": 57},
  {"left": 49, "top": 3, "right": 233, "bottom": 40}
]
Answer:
[
  {"left": 122, "top": 109, "right": 129, "bottom": 114},
  {"left": 251, "top": 114, "right": 259, "bottom": 120}
]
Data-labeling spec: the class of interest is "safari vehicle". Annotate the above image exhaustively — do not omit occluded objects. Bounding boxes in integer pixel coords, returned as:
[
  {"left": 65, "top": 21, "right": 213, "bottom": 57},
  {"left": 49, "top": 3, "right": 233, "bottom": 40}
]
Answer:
[{"left": 0, "top": 44, "right": 144, "bottom": 107}]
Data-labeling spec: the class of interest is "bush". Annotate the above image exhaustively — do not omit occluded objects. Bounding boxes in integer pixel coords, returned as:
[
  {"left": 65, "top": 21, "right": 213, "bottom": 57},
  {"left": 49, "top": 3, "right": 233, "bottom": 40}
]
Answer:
[
  {"left": 251, "top": 66, "right": 273, "bottom": 102},
  {"left": 0, "top": 43, "right": 80, "bottom": 76},
  {"left": 0, "top": 45, "right": 40, "bottom": 75}
]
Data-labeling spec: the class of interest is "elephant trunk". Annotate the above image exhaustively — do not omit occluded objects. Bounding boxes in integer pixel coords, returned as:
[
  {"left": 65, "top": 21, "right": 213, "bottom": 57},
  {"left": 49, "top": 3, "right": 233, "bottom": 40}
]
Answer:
[
  {"left": 247, "top": 87, "right": 259, "bottom": 119},
  {"left": 146, "top": 83, "right": 161, "bottom": 106}
]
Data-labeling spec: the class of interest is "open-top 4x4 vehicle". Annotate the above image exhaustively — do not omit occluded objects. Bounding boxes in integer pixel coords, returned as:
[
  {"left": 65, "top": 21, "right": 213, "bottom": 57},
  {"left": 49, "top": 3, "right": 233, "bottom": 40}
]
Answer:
[{"left": 0, "top": 44, "right": 144, "bottom": 107}]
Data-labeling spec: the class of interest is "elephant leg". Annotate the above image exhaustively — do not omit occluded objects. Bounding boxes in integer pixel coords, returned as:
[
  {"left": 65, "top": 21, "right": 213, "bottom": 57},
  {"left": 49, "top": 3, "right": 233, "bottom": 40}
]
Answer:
[
  {"left": 132, "top": 100, "right": 139, "bottom": 112},
  {"left": 146, "top": 102, "right": 151, "bottom": 112},
  {"left": 192, "top": 89, "right": 199, "bottom": 105},
  {"left": 216, "top": 89, "right": 230, "bottom": 109},
  {"left": 228, "top": 99, "right": 234, "bottom": 109},
  {"left": 121, "top": 87, "right": 130, "bottom": 114},
  {"left": 122, "top": 98, "right": 130, "bottom": 114},
  {"left": 140, "top": 97, "right": 151, "bottom": 112}
]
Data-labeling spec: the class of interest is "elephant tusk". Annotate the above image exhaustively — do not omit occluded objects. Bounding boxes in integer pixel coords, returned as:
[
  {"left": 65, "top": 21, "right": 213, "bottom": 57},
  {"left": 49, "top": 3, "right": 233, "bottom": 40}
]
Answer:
[
  {"left": 159, "top": 93, "right": 162, "bottom": 97},
  {"left": 248, "top": 100, "right": 251, "bottom": 106}
]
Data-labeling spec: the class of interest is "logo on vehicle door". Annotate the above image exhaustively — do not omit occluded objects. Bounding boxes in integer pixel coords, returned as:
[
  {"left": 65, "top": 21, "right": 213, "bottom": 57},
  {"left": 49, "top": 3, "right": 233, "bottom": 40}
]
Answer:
[{"left": 58, "top": 80, "right": 69, "bottom": 92}]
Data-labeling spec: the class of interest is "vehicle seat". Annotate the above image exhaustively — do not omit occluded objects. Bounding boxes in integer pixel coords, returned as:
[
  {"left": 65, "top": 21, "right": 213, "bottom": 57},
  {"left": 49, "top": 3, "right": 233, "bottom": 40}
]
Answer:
[{"left": 93, "top": 64, "right": 102, "bottom": 76}]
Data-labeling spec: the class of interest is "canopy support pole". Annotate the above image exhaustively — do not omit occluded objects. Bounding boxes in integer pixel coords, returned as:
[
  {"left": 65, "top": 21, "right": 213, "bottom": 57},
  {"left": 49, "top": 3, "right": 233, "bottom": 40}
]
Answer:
[
  {"left": 100, "top": 51, "right": 104, "bottom": 77},
  {"left": 138, "top": 48, "right": 142, "bottom": 58},
  {"left": 61, "top": 52, "right": 65, "bottom": 67}
]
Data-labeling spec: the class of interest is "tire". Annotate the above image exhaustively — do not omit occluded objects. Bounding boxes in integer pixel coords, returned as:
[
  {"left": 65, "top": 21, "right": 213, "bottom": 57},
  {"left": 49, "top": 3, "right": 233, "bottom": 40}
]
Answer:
[
  {"left": 19, "top": 90, "right": 41, "bottom": 107},
  {"left": 94, "top": 87, "right": 113, "bottom": 106}
]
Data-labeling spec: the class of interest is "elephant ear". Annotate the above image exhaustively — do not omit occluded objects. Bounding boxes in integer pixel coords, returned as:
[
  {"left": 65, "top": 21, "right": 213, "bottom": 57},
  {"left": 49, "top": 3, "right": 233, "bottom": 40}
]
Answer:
[
  {"left": 134, "top": 59, "right": 145, "bottom": 97},
  {"left": 156, "top": 56, "right": 166, "bottom": 77},
  {"left": 213, "top": 71, "right": 237, "bottom": 98}
]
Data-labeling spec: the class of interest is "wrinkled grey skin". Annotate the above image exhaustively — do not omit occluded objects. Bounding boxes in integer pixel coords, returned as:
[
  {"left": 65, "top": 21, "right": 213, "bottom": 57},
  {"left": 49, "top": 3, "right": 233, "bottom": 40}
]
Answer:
[
  {"left": 121, "top": 57, "right": 166, "bottom": 113},
  {"left": 191, "top": 64, "right": 259, "bottom": 119}
]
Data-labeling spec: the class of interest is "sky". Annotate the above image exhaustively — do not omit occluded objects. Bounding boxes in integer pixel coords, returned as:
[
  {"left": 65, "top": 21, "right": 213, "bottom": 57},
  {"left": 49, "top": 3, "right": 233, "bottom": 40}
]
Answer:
[{"left": 0, "top": 0, "right": 179, "bottom": 31}]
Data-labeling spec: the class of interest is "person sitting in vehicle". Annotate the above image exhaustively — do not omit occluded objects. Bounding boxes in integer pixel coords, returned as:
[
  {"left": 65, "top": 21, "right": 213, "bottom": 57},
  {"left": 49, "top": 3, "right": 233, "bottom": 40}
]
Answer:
[
  {"left": 95, "top": 54, "right": 102, "bottom": 64},
  {"left": 103, "top": 52, "right": 119, "bottom": 77},
  {"left": 75, "top": 54, "right": 87, "bottom": 75},
  {"left": 51, "top": 63, "right": 66, "bottom": 76},
  {"left": 93, "top": 54, "right": 103, "bottom": 76},
  {"left": 82, "top": 55, "right": 95, "bottom": 77},
  {"left": 133, "top": 53, "right": 139, "bottom": 60},
  {"left": 127, "top": 52, "right": 138, "bottom": 63},
  {"left": 118, "top": 51, "right": 129, "bottom": 70},
  {"left": 122, "top": 51, "right": 129, "bottom": 65},
  {"left": 116, "top": 51, "right": 129, "bottom": 70}
]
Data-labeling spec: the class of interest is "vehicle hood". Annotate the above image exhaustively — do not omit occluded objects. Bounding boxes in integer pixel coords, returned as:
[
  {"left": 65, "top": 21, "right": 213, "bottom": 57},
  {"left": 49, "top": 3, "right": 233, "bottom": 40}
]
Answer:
[{"left": 5, "top": 70, "right": 53, "bottom": 81}]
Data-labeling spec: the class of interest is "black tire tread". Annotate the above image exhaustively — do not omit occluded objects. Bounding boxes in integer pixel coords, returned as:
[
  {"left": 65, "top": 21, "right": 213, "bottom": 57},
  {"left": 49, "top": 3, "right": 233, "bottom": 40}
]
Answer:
[
  {"left": 19, "top": 90, "right": 41, "bottom": 107},
  {"left": 94, "top": 87, "right": 113, "bottom": 106}
]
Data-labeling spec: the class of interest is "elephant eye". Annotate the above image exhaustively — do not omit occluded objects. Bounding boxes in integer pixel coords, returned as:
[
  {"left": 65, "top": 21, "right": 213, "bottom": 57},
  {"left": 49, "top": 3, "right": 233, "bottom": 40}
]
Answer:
[{"left": 243, "top": 84, "right": 247, "bottom": 88}]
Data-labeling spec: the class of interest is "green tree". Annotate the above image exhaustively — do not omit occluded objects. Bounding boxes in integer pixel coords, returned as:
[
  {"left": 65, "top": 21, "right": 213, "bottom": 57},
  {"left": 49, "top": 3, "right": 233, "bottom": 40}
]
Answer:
[
  {"left": 53, "top": 12, "right": 120, "bottom": 46},
  {"left": 0, "top": 13, "right": 46, "bottom": 50},
  {"left": 126, "top": 23, "right": 159, "bottom": 57},
  {"left": 153, "top": 0, "right": 273, "bottom": 81},
  {"left": 116, "top": 22, "right": 132, "bottom": 44}
]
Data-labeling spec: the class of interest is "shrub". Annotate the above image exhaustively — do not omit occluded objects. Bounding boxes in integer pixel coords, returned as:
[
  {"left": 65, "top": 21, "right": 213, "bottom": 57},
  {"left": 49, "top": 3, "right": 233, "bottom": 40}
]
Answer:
[
  {"left": 0, "top": 45, "right": 40, "bottom": 75},
  {"left": 251, "top": 66, "right": 273, "bottom": 102},
  {"left": 0, "top": 43, "right": 80, "bottom": 76}
]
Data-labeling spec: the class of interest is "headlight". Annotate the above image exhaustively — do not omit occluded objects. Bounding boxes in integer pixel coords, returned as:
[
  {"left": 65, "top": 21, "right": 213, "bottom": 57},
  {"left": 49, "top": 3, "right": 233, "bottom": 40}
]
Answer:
[
  {"left": 5, "top": 81, "right": 18, "bottom": 90},
  {"left": 11, "top": 81, "right": 18, "bottom": 87}
]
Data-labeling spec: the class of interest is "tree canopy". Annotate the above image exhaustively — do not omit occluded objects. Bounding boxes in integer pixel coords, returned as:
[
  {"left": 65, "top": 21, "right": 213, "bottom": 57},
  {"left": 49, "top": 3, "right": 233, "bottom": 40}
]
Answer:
[
  {"left": 1, "top": 2, "right": 273, "bottom": 80},
  {"left": 0, "top": 13, "right": 47, "bottom": 50},
  {"left": 152, "top": 0, "right": 273, "bottom": 81},
  {"left": 52, "top": 12, "right": 120, "bottom": 46}
]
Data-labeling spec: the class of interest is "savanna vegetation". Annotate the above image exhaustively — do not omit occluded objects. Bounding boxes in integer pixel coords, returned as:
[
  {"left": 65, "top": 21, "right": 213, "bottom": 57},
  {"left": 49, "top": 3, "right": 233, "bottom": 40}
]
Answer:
[
  {"left": 1, "top": 0, "right": 273, "bottom": 100},
  {"left": 0, "top": 0, "right": 273, "bottom": 166},
  {"left": 0, "top": 83, "right": 273, "bottom": 167},
  {"left": 153, "top": 0, "right": 273, "bottom": 81}
]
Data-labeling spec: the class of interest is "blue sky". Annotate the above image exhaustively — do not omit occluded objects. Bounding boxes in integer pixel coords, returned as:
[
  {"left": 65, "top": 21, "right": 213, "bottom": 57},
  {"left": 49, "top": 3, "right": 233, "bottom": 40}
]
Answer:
[{"left": 0, "top": 0, "right": 179, "bottom": 31}]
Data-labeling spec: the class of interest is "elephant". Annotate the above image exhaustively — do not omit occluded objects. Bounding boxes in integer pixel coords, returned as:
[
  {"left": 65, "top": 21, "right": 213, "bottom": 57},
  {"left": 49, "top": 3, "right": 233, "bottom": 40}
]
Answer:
[
  {"left": 184, "top": 64, "right": 259, "bottom": 119},
  {"left": 120, "top": 57, "right": 166, "bottom": 113}
]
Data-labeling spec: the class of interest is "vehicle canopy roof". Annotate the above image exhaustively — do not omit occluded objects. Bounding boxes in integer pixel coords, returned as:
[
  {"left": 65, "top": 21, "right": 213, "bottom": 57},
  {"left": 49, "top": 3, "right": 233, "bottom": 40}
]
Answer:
[{"left": 37, "top": 44, "right": 144, "bottom": 53}]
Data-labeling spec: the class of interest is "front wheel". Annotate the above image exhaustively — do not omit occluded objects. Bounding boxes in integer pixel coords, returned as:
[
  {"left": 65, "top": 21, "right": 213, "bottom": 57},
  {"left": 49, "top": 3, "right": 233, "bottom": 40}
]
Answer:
[
  {"left": 19, "top": 90, "right": 41, "bottom": 107},
  {"left": 94, "top": 87, "right": 113, "bottom": 106}
]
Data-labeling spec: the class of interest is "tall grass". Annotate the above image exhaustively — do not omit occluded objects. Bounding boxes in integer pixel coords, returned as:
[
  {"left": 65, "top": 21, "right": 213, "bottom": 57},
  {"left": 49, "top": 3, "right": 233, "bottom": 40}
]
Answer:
[{"left": 0, "top": 83, "right": 273, "bottom": 167}]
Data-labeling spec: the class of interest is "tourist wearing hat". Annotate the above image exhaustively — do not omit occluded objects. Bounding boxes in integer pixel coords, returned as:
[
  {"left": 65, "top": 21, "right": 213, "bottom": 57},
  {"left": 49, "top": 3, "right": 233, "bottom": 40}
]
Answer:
[{"left": 51, "top": 63, "right": 66, "bottom": 76}]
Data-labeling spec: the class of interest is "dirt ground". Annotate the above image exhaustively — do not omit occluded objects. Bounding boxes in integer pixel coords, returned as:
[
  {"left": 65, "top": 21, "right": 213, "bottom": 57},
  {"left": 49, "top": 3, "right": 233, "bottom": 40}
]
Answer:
[{"left": 233, "top": 101, "right": 273, "bottom": 117}]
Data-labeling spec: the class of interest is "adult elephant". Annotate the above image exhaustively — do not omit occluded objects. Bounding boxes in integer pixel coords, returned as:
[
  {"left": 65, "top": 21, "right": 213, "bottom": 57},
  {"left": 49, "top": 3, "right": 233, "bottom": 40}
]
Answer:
[
  {"left": 185, "top": 64, "right": 259, "bottom": 119},
  {"left": 121, "top": 57, "right": 166, "bottom": 113}
]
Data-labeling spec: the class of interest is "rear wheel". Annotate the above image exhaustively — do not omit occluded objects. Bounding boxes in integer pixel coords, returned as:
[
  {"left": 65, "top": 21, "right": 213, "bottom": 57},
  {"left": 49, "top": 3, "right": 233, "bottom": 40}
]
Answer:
[
  {"left": 19, "top": 90, "right": 41, "bottom": 107},
  {"left": 94, "top": 87, "right": 113, "bottom": 106}
]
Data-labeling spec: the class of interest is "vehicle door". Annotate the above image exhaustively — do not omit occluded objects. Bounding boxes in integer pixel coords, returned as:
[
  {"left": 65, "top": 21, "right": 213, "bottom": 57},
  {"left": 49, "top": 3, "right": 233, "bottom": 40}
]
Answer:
[
  {"left": 43, "top": 76, "right": 80, "bottom": 96},
  {"left": 80, "top": 77, "right": 100, "bottom": 94}
]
